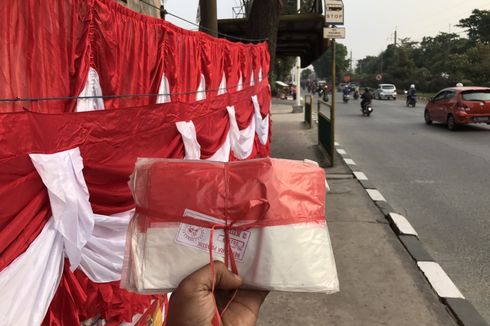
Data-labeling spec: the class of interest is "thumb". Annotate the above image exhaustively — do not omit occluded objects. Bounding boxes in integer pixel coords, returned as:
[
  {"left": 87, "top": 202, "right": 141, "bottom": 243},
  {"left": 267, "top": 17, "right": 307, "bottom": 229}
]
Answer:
[
  {"left": 213, "top": 261, "right": 243, "bottom": 290},
  {"left": 180, "top": 261, "right": 242, "bottom": 293}
]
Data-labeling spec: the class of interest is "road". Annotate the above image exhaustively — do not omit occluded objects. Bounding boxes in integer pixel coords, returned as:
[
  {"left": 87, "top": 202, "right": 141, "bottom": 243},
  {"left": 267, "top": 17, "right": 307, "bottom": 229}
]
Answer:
[{"left": 327, "top": 93, "right": 490, "bottom": 323}]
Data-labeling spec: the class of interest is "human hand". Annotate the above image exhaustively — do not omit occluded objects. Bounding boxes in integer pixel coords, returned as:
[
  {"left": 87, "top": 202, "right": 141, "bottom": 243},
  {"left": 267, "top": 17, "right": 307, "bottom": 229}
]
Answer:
[{"left": 166, "top": 261, "right": 268, "bottom": 326}]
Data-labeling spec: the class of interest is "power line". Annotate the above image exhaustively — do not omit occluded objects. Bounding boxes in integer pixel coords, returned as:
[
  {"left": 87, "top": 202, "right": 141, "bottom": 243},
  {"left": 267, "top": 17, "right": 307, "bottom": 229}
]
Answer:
[
  {"left": 0, "top": 82, "right": 260, "bottom": 103},
  {"left": 139, "top": 0, "right": 267, "bottom": 43}
]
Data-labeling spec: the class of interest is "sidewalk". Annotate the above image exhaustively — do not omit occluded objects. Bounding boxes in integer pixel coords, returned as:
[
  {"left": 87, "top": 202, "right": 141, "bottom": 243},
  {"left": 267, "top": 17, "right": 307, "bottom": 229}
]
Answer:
[{"left": 257, "top": 99, "right": 457, "bottom": 326}]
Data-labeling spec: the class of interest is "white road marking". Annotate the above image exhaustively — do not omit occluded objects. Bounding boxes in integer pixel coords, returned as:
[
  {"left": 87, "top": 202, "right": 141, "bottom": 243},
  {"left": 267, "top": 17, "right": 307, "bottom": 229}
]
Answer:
[
  {"left": 389, "top": 213, "right": 418, "bottom": 236},
  {"left": 366, "top": 189, "right": 386, "bottom": 201},
  {"left": 337, "top": 149, "right": 347, "bottom": 155},
  {"left": 417, "top": 262, "right": 465, "bottom": 299},
  {"left": 334, "top": 142, "right": 340, "bottom": 146},
  {"left": 344, "top": 158, "right": 356, "bottom": 165},
  {"left": 353, "top": 171, "right": 368, "bottom": 181}
]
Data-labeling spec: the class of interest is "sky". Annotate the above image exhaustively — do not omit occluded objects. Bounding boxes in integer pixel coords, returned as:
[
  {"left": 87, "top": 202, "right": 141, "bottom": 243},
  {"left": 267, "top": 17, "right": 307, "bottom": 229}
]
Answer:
[{"left": 164, "top": 0, "right": 490, "bottom": 65}]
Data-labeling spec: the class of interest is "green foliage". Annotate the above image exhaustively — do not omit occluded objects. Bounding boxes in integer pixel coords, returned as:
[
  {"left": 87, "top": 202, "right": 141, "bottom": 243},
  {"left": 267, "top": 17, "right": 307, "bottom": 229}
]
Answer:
[
  {"left": 270, "top": 56, "right": 296, "bottom": 95},
  {"left": 274, "top": 56, "right": 296, "bottom": 82},
  {"left": 457, "top": 9, "right": 490, "bottom": 44},
  {"left": 353, "top": 9, "right": 490, "bottom": 92},
  {"left": 311, "top": 42, "right": 350, "bottom": 81},
  {"left": 301, "top": 68, "right": 314, "bottom": 80}
]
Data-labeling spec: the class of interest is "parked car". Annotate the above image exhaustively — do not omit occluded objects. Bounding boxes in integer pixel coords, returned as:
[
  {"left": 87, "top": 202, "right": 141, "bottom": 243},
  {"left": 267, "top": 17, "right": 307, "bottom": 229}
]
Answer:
[
  {"left": 374, "top": 84, "right": 397, "bottom": 100},
  {"left": 424, "top": 86, "right": 490, "bottom": 130}
]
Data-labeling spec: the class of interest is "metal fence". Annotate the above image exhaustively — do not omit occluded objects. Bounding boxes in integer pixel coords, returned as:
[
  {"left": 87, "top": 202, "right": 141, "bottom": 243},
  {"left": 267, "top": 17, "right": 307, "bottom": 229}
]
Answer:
[
  {"left": 318, "top": 99, "right": 335, "bottom": 166},
  {"left": 304, "top": 95, "right": 312, "bottom": 128}
]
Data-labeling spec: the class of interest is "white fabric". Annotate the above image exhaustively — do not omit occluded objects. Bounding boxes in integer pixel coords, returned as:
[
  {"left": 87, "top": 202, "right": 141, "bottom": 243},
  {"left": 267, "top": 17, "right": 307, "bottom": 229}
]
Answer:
[
  {"left": 196, "top": 74, "right": 206, "bottom": 101},
  {"left": 0, "top": 218, "right": 64, "bottom": 326},
  {"left": 218, "top": 73, "right": 227, "bottom": 95},
  {"left": 251, "top": 95, "right": 269, "bottom": 145},
  {"left": 176, "top": 121, "right": 201, "bottom": 160},
  {"left": 30, "top": 148, "right": 95, "bottom": 271},
  {"left": 205, "top": 132, "right": 231, "bottom": 162},
  {"left": 126, "top": 222, "right": 339, "bottom": 294},
  {"left": 237, "top": 73, "right": 243, "bottom": 91},
  {"left": 80, "top": 210, "right": 134, "bottom": 282},
  {"left": 258, "top": 67, "right": 263, "bottom": 82},
  {"left": 227, "top": 105, "right": 255, "bottom": 159},
  {"left": 157, "top": 74, "right": 171, "bottom": 104},
  {"left": 250, "top": 71, "right": 255, "bottom": 86},
  {"left": 77, "top": 67, "right": 105, "bottom": 112}
]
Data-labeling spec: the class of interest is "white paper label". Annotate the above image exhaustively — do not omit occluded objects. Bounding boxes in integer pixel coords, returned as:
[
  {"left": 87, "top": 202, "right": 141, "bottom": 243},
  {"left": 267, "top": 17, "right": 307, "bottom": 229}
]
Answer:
[{"left": 175, "top": 223, "right": 251, "bottom": 262}]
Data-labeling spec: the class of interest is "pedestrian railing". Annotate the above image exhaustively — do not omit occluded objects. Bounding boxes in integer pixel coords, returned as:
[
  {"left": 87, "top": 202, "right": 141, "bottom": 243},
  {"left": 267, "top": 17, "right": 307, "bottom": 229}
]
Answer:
[
  {"left": 304, "top": 95, "right": 313, "bottom": 128},
  {"left": 318, "top": 99, "right": 334, "bottom": 166}
]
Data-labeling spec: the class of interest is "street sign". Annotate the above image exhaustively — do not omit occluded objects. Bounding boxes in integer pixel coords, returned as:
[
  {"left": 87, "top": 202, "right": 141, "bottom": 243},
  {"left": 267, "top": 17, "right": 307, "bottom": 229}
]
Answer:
[
  {"left": 323, "top": 27, "right": 345, "bottom": 39},
  {"left": 325, "top": 0, "right": 344, "bottom": 25},
  {"left": 376, "top": 74, "right": 383, "bottom": 81}
]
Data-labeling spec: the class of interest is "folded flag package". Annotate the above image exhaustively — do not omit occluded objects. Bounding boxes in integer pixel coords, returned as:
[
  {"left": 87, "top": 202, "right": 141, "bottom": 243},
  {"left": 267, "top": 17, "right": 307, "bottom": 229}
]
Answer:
[{"left": 121, "top": 157, "right": 339, "bottom": 294}]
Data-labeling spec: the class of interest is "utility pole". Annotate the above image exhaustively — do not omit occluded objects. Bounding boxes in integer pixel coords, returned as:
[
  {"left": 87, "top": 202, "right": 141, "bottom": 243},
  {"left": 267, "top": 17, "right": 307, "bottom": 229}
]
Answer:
[
  {"left": 295, "top": 0, "right": 301, "bottom": 109},
  {"left": 199, "top": 0, "right": 218, "bottom": 37},
  {"left": 293, "top": 0, "right": 302, "bottom": 112},
  {"left": 394, "top": 28, "right": 397, "bottom": 46},
  {"left": 349, "top": 50, "right": 353, "bottom": 72}
]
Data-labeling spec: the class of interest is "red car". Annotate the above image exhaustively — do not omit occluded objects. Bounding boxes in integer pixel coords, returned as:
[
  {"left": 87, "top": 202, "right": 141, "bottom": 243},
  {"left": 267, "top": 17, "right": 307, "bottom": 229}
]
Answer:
[{"left": 424, "top": 86, "right": 490, "bottom": 130}]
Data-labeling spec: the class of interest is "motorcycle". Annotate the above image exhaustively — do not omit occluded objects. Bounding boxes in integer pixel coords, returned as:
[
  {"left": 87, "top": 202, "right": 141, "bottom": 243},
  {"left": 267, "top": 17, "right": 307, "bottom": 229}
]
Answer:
[
  {"left": 406, "top": 95, "right": 416, "bottom": 107},
  {"left": 319, "top": 87, "right": 329, "bottom": 102},
  {"left": 343, "top": 93, "right": 350, "bottom": 103},
  {"left": 361, "top": 101, "right": 373, "bottom": 117}
]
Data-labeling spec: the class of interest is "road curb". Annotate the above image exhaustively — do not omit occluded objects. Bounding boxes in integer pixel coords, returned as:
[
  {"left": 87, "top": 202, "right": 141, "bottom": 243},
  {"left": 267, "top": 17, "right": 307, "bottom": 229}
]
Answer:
[{"left": 334, "top": 145, "right": 489, "bottom": 326}]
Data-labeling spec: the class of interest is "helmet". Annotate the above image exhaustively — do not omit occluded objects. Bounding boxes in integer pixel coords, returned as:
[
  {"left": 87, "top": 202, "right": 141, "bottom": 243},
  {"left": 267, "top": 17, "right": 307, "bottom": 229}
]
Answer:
[
  {"left": 410, "top": 84, "right": 415, "bottom": 89},
  {"left": 456, "top": 82, "right": 463, "bottom": 87}
]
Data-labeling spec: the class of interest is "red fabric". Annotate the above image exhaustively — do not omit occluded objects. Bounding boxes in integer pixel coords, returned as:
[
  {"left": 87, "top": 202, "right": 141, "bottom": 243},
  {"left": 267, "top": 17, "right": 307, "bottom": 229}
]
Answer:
[
  {"left": 0, "top": 0, "right": 270, "bottom": 113},
  {"left": 134, "top": 158, "right": 326, "bottom": 229},
  {"left": 0, "top": 82, "right": 269, "bottom": 268},
  {"left": 0, "top": 0, "right": 91, "bottom": 113},
  {"left": 0, "top": 0, "right": 271, "bottom": 323},
  {"left": 42, "top": 260, "right": 160, "bottom": 325},
  {"left": 0, "top": 83, "right": 270, "bottom": 324}
]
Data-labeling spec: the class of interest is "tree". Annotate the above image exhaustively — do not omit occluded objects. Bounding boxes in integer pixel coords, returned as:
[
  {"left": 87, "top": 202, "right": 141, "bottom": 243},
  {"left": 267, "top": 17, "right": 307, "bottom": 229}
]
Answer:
[
  {"left": 311, "top": 42, "right": 349, "bottom": 81},
  {"left": 274, "top": 56, "right": 296, "bottom": 82},
  {"left": 248, "top": 0, "right": 283, "bottom": 72},
  {"left": 301, "top": 68, "right": 313, "bottom": 80},
  {"left": 457, "top": 9, "right": 490, "bottom": 44},
  {"left": 463, "top": 44, "right": 490, "bottom": 86}
]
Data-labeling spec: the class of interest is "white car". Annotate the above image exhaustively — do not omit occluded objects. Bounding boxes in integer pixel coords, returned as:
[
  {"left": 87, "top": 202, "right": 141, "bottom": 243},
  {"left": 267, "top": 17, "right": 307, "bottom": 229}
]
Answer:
[{"left": 374, "top": 84, "right": 397, "bottom": 100}]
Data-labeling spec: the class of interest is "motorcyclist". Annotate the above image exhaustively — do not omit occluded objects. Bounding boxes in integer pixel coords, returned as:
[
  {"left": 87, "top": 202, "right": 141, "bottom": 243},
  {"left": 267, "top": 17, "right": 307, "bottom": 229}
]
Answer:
[
  {"left": 342, "top": 86, "right": 350, "bottom": 97},
  {"left": 360, "top": 87, "right": 373, "bottom": 109},
  {"left": 342, "top": 85, "right": 350, "bottom": 102},
  {"left": 407, "top": 84, "right": 417, "bottom": 105},
  {"left": 353, "top": 86, "right": 360, "bottom": 100}
]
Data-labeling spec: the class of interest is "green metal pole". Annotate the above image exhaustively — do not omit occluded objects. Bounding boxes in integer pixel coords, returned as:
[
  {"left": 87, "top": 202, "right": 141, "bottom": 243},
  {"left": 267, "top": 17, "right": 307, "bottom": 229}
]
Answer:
[{"left": 331, "top": 39, "right": 336, "bottom": 166}]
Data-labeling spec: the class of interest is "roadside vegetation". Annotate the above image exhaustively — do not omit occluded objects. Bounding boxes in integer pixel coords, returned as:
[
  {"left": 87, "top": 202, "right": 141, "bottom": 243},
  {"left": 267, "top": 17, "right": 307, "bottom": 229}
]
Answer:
[{"left": 311, "top": 9, "right": 490, "bottom": 93}]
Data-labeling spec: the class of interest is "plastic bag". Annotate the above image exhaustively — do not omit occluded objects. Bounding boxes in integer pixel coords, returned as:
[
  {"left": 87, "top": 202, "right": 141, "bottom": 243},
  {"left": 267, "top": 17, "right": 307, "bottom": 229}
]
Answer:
[{"left": 121, "top": 158, "right": 338, "bottom": 294}]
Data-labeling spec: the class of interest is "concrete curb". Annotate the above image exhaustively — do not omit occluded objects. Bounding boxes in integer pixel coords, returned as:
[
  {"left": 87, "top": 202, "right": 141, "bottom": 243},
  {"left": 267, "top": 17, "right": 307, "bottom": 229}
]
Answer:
[{"left": 334, "top": 145, "right": 489, "bottom": 326}]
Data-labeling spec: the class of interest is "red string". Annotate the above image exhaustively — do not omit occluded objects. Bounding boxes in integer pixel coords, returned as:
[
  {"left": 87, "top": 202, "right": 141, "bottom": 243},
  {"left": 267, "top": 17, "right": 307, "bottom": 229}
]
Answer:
[
  {"left": 209, "top": 226, "right": 221, "bottom": 326},
  {"left": 208, "top": 223, "right": 242, "bottom": 325}
]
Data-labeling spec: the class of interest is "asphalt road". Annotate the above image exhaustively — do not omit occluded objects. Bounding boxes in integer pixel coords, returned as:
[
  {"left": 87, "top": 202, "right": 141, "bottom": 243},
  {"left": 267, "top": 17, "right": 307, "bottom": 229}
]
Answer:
[{"left": 328, "top": 93, "right": 490, "bottom": 323}]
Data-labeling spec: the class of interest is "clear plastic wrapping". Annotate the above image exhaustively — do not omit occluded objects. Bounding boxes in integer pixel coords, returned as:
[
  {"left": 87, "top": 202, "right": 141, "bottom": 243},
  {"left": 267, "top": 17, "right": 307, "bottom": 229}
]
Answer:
[{"left": 121, "top": 158, "right": 339, "bottom": 294}]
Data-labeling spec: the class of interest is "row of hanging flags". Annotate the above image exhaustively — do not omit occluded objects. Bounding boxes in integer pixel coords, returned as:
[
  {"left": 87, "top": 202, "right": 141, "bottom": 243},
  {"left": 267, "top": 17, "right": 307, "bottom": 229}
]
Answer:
[{"left": 0, "top": 0, "right": 271, "bottom": 324}]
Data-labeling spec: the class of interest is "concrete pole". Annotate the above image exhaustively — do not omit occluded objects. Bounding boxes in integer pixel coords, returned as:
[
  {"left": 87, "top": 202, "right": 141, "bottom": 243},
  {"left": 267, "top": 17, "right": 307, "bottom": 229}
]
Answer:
[
  {"left": 296, "top": 0, "right": 301, "bottom": 107},
  {"left": 199, "top": 0, "right": 218, "bottom": 37},
  {"left": 331, "top": 39, "right": 336, "bottom": 165}
]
